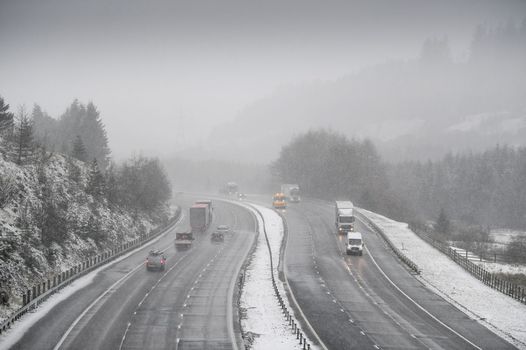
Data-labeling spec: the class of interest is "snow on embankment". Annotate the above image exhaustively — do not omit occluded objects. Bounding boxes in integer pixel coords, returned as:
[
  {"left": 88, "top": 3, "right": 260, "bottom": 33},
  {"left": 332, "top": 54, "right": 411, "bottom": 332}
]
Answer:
[
  {"left": 0, "top": 154, "right": 170, "bottom": 323},
  {"left": 240, "top": 204, "right": 313, "bottom": 349},
  {"left": 359, "top": 209, "right": 526, "bottom": 348}
]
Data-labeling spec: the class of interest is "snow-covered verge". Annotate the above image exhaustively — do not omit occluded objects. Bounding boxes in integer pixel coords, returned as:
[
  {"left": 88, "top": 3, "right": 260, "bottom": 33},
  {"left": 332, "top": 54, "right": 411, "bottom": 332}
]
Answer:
[
  {"left": 240, "top": 204, "right": 317, "bottom": 349},
  {"left": 359, "top": 209, "right": 526, "bottom": 349},
  {"left": 0, "top": 154, "right": 171, "bottom": 323}
]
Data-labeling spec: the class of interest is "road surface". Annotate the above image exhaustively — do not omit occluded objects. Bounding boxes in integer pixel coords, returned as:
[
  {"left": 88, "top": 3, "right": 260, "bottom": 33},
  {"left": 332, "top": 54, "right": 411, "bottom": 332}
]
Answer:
[
  {"left": 281, "top": 199, "right": 515, "bottom": 349},
  {"left": 10, "top": 197, "right": 256, "bottom": 350}
]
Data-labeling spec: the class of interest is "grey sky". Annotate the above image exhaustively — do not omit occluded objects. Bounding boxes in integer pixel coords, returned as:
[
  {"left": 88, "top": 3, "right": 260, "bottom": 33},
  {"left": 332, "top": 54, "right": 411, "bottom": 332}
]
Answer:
[{"left": 1, "top": 0, "right": 525, "bottom": 159}]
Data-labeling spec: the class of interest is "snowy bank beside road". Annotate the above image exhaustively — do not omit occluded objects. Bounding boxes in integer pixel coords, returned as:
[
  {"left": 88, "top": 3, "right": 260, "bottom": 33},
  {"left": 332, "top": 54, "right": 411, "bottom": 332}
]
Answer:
[
  {"left": 240, "top": 204, "right": 315, "bottom": 349},
  {"left": 359, "top": 209, "right": 526, "bottom": 349}
]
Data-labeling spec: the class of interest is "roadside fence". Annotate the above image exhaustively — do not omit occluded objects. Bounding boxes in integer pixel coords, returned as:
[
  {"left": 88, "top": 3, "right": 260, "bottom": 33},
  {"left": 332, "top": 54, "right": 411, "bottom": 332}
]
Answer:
[
  {"left": 0, "top": 207, "right": 181, "bottom": 335},
  {"left": 410, "top": 225, "right": 526, "bottom": 305}
]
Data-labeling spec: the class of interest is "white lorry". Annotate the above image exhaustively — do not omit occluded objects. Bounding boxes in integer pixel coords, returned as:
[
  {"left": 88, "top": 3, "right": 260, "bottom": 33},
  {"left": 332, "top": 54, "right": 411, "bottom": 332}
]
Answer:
[
  {"left": 281, "top": 184, "right": 301, "bottom": 203},
  {"left": 335, "top": 200, "right": 354, "bottom": 234},
  {"left": 346, "top": 231, "right": 364, "bottom": 256}
]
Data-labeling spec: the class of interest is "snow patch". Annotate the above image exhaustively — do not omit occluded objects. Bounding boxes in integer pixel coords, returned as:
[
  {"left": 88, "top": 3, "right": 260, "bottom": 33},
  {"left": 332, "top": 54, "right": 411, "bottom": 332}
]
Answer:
[{"left": 240, "top": 204, "right": 316, "bottom": 349}]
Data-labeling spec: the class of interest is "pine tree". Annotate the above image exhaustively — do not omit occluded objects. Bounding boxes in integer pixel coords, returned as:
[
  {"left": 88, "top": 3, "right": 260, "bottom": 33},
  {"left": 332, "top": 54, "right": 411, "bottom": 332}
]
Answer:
[
  {"left": 83, "top": 214, "right": 105, "bottom": 243},
  {"left": 84, "top": 102, "right": 111, "bottom": 169},
  {"left": 104, "top": 162, "right": 120, "bottom": 205},
  {"left": 0, "top": 96, "right": 14, "bottom": 134},
  {"left": 12, "top": 106, "right": 35, "bottom": 165},
  {"left": 87, "top": 158, "right": 105, "bottom": 198},
  {"left": 67, "top": 156, "right": 82, "bottom": 184},
  {"left": 71, "top": 135, "right": 88, "bottom": 162},
  {"left": 38, "top": 199, "right": 68, "bottom": 245},
  {"left": 436, "top": 208, "right": 451, "bottom": 235}
]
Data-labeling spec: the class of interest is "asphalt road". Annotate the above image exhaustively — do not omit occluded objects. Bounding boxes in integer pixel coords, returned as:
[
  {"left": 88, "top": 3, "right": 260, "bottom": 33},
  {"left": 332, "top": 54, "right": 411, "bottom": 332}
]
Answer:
[
  {"left": 281, "top": 199, "right": 516, "bottom": 350},
  {"left": 10, "top": 197, "right": 256, "bottom": 350}
]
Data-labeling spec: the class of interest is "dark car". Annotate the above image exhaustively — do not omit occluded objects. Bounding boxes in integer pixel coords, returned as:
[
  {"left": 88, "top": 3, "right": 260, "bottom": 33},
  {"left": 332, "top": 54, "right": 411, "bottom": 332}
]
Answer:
[
  {"left": 211, "top": 231, "right": 224, "bottom": 242},
  {"left": 146, "top": 250, "right": 166, "bottom": 271},
  {"left": 211, "top": 225, "right": 229, "bottom": 242}
]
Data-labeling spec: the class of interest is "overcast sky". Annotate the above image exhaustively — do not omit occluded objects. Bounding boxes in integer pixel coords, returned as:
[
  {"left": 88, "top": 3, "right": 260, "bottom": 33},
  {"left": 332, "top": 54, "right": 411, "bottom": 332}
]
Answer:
[{"left": 1, "top": 0, "right": 525, "bottom": 159}]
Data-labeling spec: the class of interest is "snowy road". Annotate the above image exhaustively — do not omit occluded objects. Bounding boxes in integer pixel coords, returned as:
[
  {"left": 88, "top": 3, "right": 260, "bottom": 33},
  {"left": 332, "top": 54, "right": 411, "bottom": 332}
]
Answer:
[
  {"left": 282, "top": 200, "right": 516, "bottom": 349},
  {"left": 3, "top": 197, "right": 256, "bottom": 350},
  {"left": 2, "top": 195, "right": 519, "bottom": 350}
]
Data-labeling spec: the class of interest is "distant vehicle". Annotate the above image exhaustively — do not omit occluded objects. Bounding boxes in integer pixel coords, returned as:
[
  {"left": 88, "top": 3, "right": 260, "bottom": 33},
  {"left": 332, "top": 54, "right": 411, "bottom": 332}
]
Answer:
[
  {"left": 211, "top": 225, "right": 229, "bottom": 243},
  {"left": 346, "top": 231, "right": 364, "bottom": 256},
  {"left": 195, "top": 199, "right": 213, "bottom": 223},
  {"left": 237, "top": 192, "right": 246, "bottom": 200},
  {"left": 211, "top": 231, "right": 224, "bottom": 242},
  {"left": 190, "top": 203, "right": 211, "bottom": 233},
  {"left": 335, "top": 201, "right": 354, "bottom": 234},
  {"left": 146, "top": 250, "right": 166, "bottom": 271},
  {"left": 273, "top": 192, "right": 287, "bottom": 209},
  {"left": 175, "top": 232, "right": 194, "bottom": 251},
  {"left": 281, "top": 184, "right": 301, "bottom": 203},
  {"left": 216, "top": 225, "right": 230, "bottom": 234},
  {"left": 226, "top": 181, "right": 239, "bottom": 195}
]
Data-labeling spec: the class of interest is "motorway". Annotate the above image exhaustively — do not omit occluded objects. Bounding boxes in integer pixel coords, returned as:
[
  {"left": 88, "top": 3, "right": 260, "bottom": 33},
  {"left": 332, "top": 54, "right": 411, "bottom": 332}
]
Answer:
[
  {"left": 9, "top": 197, "right": 256, "bottom": 350},
  {"left": 282, "top": 199, "right": 516, "bottom": 350},
  {"left": 7, "top": 195, "right": 518, "bottom": 350}
]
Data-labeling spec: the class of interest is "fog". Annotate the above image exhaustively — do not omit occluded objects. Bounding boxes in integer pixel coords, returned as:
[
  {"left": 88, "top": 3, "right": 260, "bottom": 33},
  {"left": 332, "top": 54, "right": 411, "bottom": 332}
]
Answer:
[{"left": 1, "top": 0, "right": 525, "bottom": 161}]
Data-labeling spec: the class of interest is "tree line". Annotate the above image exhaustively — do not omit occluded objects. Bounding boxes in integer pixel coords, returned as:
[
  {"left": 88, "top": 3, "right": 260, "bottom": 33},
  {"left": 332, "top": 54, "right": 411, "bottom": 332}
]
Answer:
[
  {"left": 1, "top": 98, "right": 110, "bottom": 168},
  {"left": 1, "top": 95, "right": 172, "bottom": 246},
  {"left": 271, "top": 129, "right": 392, "bottom": 215},
  {"left": 272, "top": 129, "right": 526, "bottom": 233},
  {"left": 389, "top": 145, "right": 526, "bottom": 230}
]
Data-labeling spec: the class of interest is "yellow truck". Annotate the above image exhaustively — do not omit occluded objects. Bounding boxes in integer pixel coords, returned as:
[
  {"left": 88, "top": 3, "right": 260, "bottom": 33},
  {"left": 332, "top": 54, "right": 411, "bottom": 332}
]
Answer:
[{"left": 273, "top": 192, "right": 287, "bottom": 209}]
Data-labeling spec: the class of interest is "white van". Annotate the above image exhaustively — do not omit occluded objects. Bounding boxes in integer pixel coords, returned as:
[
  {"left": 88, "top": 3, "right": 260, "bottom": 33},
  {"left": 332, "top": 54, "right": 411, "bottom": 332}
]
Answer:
[{"left": 346, "top": 231, "right": 364, "bottom": 256}]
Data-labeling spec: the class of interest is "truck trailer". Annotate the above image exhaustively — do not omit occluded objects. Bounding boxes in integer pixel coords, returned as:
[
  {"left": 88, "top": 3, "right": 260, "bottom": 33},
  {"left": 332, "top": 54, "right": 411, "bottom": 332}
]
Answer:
[
  {"left": 335, "top": 201, "right": 355, "bottom": 234},
  {"left": 189, "top": 203, "right": 211, "bottom": 233},
  {"left": 195, "top": 200, "right": 213, "bottom": 223},
  {"left": 281, "top": 184, "right": 301, "bottom": 203}
]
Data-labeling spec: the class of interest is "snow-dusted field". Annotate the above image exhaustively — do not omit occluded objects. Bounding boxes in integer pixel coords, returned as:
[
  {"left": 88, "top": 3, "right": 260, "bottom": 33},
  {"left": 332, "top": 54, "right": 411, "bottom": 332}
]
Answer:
[
  {"left": 359, "top": 209, "right": 526, "bottom": 349},
  {"left": 240, "top": 204, "right": 315, "bottom": 350},
  {"left": 476, "top": 261, "right": 526, "bottom": 275},
  {"left": 491, "top": 229, "right": 525, "bottom": 245}
]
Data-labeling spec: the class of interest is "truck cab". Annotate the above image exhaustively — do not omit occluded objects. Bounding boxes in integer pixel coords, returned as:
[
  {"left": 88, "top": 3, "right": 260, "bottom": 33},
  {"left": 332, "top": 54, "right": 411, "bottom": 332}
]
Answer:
[
  {"left": 175, "top": 232, "right": 194, "bottom": 251},
  {"left": 273, "top": 192, "right": 287, "bottom": 209},
  {"left": 335, "top": 201, "right": 355, "bottom": 234},
  {"left": 346, "top": 231, "right": 364, "bottom": 256}
]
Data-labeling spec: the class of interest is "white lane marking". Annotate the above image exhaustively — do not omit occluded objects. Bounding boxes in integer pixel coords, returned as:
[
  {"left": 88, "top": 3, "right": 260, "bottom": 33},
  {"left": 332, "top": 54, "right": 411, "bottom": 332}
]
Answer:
[
  {"left": 52, "top": 210, "right": 185, "bottom": 349},
  {"left": 53, "top": 261, "right": 145, "bottom": 350},
  {"left": 58, "top": 241, "right": 189, "bottom": 350},
  {"left": 363, "top": 245, "right": 483, "bottom": 350}
]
